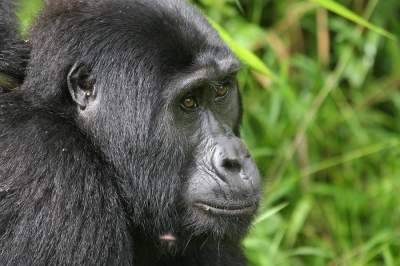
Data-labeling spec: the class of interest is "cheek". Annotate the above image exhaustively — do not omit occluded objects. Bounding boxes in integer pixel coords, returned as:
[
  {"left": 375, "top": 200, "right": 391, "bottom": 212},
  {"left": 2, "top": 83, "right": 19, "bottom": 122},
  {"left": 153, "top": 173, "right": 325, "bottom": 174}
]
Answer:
[
  {"left": 230, "top": 92, "right": 242, "bottom": 126},
  {"left": 182, "top": 144, "right": 220, "bottom": 208},
  {"left": 185, "top": 171, "right": 216, "bottom": 203}
]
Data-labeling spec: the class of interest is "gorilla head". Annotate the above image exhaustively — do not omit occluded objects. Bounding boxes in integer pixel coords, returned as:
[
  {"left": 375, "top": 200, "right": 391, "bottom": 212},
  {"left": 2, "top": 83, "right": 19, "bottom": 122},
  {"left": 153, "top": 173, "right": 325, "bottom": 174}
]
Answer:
[
  {"left": 1, "top": 0, "right": 261, "bottom": 263},
  {"left": 27, "top": 0, "right": 261, "bottom": 241}
]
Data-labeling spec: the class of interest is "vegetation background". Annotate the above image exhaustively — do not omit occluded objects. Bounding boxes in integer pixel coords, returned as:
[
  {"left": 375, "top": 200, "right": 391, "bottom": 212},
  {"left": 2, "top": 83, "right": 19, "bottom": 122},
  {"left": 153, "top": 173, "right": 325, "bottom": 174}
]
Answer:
[{"left": 16, "top": 0, "right": 400, "bottom": 265}]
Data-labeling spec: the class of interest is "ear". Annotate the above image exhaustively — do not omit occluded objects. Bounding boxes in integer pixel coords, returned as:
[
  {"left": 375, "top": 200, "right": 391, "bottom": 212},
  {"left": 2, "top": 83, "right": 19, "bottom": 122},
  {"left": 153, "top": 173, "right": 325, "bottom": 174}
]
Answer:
[{"left": 67, "top": 63, "right": 96, "bottom": 110}]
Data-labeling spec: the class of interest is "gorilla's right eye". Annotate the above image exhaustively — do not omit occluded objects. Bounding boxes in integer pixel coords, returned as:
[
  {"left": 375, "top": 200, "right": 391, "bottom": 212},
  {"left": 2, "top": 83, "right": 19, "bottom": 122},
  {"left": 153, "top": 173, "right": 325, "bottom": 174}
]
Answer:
[{"left": 181, "top": 95, "right": 198, "bottom": 110}]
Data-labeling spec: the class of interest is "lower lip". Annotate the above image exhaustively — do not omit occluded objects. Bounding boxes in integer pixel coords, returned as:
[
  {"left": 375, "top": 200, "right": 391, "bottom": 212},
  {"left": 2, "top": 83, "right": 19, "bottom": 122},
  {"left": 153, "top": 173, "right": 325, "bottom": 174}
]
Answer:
[{"left": 194, "top": 202, "right": 257, "bottom": 216}]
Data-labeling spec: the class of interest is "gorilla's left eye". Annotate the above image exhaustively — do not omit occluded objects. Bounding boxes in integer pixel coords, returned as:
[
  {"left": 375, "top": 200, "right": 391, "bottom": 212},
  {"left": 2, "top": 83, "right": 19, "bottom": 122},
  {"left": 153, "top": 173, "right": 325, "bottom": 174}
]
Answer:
[
  {"left": 181, "top": 95, "right": 198, "bottom": 110},
  {"left": 215, "top": 85, "right": 229, "bottom": 98},
  {"left": 214, "top": 79, "right": 232, "bottom": 99}
]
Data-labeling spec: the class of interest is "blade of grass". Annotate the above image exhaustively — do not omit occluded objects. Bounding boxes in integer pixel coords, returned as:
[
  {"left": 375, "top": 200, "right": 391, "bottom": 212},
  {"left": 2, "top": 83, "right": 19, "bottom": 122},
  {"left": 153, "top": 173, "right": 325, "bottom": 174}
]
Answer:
[
  {"left": 208, "top": 18, "right": 279, "bottom": 81},
  {"left": 288, "top": 247, "right": 334, "bottom": 259},
  {"left": 309, "top": 0, "right": 396, "bottom": 40},
  {"left": 286, "top": 197, "right": 312, "bottom": 246},
  {"left": 253, "top": 203, "right": 288, "bottom": 225},
  {"left": 382, "top": 245, "right": 395, "bottom": 266},
  {"left": 302, "top": 139, "right": 400, "bottom": 176}
]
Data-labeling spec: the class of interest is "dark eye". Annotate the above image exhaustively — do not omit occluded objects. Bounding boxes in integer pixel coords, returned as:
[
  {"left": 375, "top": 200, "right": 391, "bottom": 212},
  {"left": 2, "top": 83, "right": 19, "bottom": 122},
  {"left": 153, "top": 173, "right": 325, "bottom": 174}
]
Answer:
[
  {"left": 181, "top": 95, "right": 198, "bottom": 110},
  {"left": 215, "top": 80, "right": 231, "bottom": 99}
]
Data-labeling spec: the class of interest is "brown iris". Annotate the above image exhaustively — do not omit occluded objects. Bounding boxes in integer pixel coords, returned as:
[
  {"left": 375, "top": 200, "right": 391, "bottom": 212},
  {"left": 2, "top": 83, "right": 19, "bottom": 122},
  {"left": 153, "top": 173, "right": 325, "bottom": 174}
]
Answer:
[
  {"left": 181, "top": 96, "right": 198, "bottom": 109},
  {"left": 215, "top": 84, "right": 229, "bottom": 98}
]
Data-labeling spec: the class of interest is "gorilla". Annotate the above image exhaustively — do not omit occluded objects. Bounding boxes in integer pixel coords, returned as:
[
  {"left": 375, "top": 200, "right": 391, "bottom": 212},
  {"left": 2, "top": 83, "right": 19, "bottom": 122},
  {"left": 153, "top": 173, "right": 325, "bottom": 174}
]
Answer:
[{"left": 0, "top": 0, "right": 261, "bottom": 265}]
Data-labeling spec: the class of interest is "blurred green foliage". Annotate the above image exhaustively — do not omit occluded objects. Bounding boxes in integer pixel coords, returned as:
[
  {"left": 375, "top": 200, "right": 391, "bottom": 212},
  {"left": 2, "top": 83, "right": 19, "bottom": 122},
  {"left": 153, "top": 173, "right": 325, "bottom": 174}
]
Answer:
[{"left": 16, "top": 0, "right": 400, "bottom": 265}]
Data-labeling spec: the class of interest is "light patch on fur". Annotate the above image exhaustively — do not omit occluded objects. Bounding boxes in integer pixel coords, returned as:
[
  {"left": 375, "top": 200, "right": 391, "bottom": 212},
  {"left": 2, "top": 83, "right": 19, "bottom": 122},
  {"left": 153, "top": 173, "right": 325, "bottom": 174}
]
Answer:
[{"left": 159, "top": 233, "right": 177, "bottom": 242}]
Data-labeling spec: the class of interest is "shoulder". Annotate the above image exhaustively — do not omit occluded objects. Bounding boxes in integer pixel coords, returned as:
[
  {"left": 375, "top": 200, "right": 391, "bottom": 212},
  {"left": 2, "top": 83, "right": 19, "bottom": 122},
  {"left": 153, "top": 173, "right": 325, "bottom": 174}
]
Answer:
[
  {"left": 0, "top": 95, "right": 132, "bottom": 266},
  {"left": 0, "top": 92, "right": 111, "bottom": 189}
]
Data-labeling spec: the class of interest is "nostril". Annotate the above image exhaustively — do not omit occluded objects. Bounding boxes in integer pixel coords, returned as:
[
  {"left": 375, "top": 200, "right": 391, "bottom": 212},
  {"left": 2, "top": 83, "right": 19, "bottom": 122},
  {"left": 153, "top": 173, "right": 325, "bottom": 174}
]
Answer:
[{"left": 221, "top": 158, "right": 242, "bottom": 172}]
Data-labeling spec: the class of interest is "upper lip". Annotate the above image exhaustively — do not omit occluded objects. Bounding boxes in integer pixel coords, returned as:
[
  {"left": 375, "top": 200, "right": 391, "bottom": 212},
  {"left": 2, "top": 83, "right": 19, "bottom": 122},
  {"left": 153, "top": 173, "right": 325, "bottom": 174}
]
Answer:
[{"left": 194, "top": 201, "right": 257, "bottom": 216}]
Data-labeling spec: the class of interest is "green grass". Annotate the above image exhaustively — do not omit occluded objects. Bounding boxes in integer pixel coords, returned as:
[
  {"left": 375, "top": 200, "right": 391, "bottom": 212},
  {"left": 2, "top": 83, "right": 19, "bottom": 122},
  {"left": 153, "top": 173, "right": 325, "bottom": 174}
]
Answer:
[{"left": 15, "top": 0, "right": 400, "bottom": 265}]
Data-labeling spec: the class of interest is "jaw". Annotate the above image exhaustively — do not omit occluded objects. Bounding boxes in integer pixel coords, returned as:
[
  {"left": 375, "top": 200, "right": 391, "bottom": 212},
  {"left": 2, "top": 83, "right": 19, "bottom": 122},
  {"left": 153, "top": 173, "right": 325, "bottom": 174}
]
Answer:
[
  {"left": 154, "top": 206, "right": 256, "bottom": 254},
  {"left": 183, "top": 178, "right": 261, "bottom": 240}
]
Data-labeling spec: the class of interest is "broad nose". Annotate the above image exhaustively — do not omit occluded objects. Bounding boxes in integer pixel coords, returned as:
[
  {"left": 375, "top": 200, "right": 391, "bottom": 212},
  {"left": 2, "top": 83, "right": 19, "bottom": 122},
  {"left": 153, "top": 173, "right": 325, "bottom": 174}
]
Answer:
[
  {"left": 211, "top": 137, "right": 260, "bottom": 188},
  {"left": 212, "top": 138, "right": 247, "bottom": 174}
]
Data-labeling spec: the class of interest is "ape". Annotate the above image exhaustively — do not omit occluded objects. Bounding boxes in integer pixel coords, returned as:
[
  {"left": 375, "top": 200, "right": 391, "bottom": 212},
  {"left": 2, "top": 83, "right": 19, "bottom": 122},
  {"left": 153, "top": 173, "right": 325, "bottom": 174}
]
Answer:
[{"left": 0, "top": 0, "right": 261, "bottom": 265}]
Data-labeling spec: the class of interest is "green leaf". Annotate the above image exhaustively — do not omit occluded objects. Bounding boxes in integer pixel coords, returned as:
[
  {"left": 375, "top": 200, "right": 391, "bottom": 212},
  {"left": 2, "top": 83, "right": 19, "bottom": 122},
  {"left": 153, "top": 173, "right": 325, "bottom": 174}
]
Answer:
[
  {"left": 16, "top": 0, "right": 44, "bottom": 35},
  {"left": 286, "top": 197, "right": 312, "bottom": 245},
  {"left": 309, "top": 0, "right": 396, "bottom": 40},
  {"left": 208, "top": 19, "right": 278, "bottom": 81}
]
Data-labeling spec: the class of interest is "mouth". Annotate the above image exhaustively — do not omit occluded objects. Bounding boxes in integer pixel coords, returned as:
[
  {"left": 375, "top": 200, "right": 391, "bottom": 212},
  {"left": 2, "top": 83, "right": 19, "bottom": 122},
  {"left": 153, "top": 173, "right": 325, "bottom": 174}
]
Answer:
[{"left": 193, "top": 201, "right": 257, "bottom": 216}]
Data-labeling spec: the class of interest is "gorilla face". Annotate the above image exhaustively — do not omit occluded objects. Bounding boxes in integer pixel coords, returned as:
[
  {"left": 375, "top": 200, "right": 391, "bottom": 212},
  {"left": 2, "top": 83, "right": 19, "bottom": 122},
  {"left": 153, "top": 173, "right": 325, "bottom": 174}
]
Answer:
[
  {"left": 68, "top": 58, "right": 261, "bottom": 241},
  {"left": 171, "top": 66, "right": 261, "bottom": 238},
  {"left": 59, "top": 0, "right": 261, "bottom": 241}
]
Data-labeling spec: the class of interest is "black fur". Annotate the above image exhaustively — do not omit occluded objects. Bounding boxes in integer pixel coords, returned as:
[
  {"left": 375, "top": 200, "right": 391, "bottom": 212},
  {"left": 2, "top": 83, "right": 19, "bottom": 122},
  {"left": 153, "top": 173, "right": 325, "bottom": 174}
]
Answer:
[
  {"left": 0, "top": 0, "right": 258, "bottom": 265},
  {"left": 0, "top": 0, "right": 16, "bottom": 42}
]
